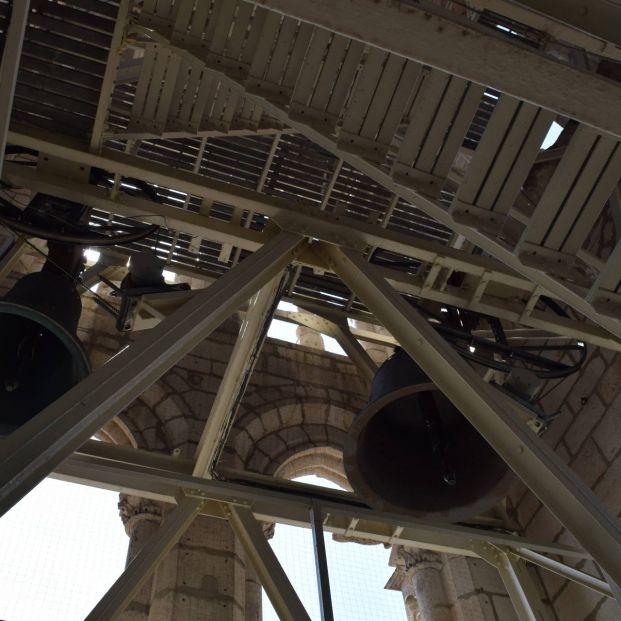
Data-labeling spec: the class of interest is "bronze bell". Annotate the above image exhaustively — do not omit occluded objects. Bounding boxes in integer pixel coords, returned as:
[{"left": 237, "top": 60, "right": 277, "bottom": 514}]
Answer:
[
  {"left": 0, "top": 270, "right": 90, "bottom": 435},
  {"left": 344, "top": 347, "right": 512, "bottom": 522}
]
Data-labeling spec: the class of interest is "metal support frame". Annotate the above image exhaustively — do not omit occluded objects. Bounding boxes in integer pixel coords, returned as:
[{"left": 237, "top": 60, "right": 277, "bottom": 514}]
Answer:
[
  {"left": 324, "top": 244, "right": 621, "bottom": 585},
  {"left": 85, "top": 495, "right": 204, "bottom": 621},
  {"left": 0, "top": 235, "right": 24, "bottom": 282},
  {"left": 115, "top": 25, "right": 621, "bottom": 343},
  {"left": 6, "top": 130, "right": 621, "bottom": 351},
  {"left": 225, "top": 504, "right": 311, "bottom": 621},
  {"left": 53, "top": 441, "right": 590, "bottom": 561},
  {"left": 310, "top": 502, "right": 335, "bottom": 621},
  {"left": 90, "top": 0, "right": 130, "bottom": 151},
  {"left": 247, "top": 0, "right": 621, "bottom": 140},
  {"left": 0, "top": 0, "right": 29, "bottom": 175},
  {"left": 193, "top": 274, "right": 284, "bottom": 478},
  {"left": 473, "top": 542, "right": 546, "bottom": 621},
  {"left": 0, "top": 230, "right": 304, "bottom": 517},
  {"left": 510, "top": 547, "right": 613, "bottom": 599}
]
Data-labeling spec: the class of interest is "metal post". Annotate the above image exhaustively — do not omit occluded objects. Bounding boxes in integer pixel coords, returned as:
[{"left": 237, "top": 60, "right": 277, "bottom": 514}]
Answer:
[
  {"left": 511, "top": 547, "right": 613, "bottom": 598},
  {"left": 85, "top": 496, "right": 203, "bottom": 621},
  {"left": 90, "top": 0, "right": 130, "bottom": 151},
  {"left": 0, "top": 231, "right": 304, "bottom": 517},
  {"left": 0, "top": 235, "right": 24, "bottom": 283},
  {"left": 226, "top": 505, "right": 311, "bottom": 621},
  {"left": 472, "top": 542, "right": 548, "bottom": 621},
  {"left": 325, "top": 244, "right": 621, "bottom": 585},
  {"left": 193, "top": 273, "right": 284, "bottom": 478},
  {"left": 0, "top": 0, "right": 29, "bottom": 175},
  {"left": 310, "top": 502, "right": 335, "bottom": 621},
  {"left": 329, "top": 321, "right": 377, "bottom": 383},
  {"left": 602, "top": 570, "right": 621, "bottom": 611}
]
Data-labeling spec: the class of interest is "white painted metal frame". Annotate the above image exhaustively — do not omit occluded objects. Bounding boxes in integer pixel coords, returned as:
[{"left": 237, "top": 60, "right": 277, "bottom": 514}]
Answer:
[
  {"left": 0, "top": 0, "right": 29, "bottom": 176},
  {"left": 85, "top": 495, "right": 204, "bottom": 621},
  {"left": 246, "top": 0, "right": 621, "bottom": 140},
  {"left": 0, "top": 230, "right": 304, "bottom": 516},
  {"left": 193, "top": 273, "right": 284, "bottom": 478},
  {"left": 4, "top": 137, "right": 621, "bottom": 352},
  {"left": 324, "top": 244, "right": 621, "bottom": 586}
]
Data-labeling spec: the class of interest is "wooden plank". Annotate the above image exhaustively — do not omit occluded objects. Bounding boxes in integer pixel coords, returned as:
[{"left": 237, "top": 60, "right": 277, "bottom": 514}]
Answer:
[
  {"left": 520, "top": 126, "right": 599, "bottom": 246},
  {"left": 177, "top": 63, "right": 203, "bottom": 122},
  {"left": 264, "top": 17, "right": 298, "bottom": 85},
  {"left": 156, "top": 53, "right": 182, "bottom": 126},
  {"left": 248, "top": 11, "right": 281, "bottom": 79},
  {"left": 340, "top": 47, "right": 387, "bottom": 135},
  {"left": 415, "top": 75, "right": 469, "bottom": 173},
  {"left": 559, "top": 142, "right": 621, "bottom": 253},
  {"left": 454, "top": 94, "right": 521, "bottom": 206},
  {"left": 432, "top": 82, "right": 484, "bottom": 178},
  {"left": 189, "top": 1, "right": 212, "bottom": 40},
  {"left": 211, "top": 0, "right": 239, "bottom": 54},
  {"left": 475, "top": 102, "right": 539, "bottom": 210},
  {"left": 132, "top": 44, "right": 157, "bottom": 118},
  {"left": 325, "top": 39, "right": 365, "bottom": 119},
  {"left": 493, "top": 108, "right": 555, "bottom": 215},
  {"left": 282, "top": 22, "right": 314, "bottom": 91},
  {"left": 310, "top": 34, "right": 349, "bottom": 112},
  {"left": 396, "top": 69, "right": 450, "bottom": 167},
  {"left": 376, "top": 60, "right": 422, "bottom": 147},
  {"left": 291, "top": 28, "right": 331, "bottom": 106},
  {"left": 226, "top": 3, "right": 253, "bottom": 59},
  {"left": 241, "top": 7, "right": 268, "bottom": 66},
  {"left": 360, "top": 54, "right": 406, "bottom": 140},
  {"left": 143, "top": 49, "right": 170, "bottom": 120}
]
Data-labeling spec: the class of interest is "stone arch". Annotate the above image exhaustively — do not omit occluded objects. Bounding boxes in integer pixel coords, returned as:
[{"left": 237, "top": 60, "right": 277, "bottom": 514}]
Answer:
[
  {"left": 226, "top": 400, "right": 357, "bottom": 476},
  {"left": 96, "top": 416, "right": 137, "bottom": 448},
  {"left": 275, "top": 446, "right": 351, "bottom": 491}
]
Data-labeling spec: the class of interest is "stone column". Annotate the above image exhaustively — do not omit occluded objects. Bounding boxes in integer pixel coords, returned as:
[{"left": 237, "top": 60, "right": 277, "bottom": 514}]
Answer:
[
  {"left": 118, "top": 497, "right": 253, "bottom": 621},
  {"left": 296, "top": 324, "right": 325, "bottom": 349},
  {"left": 118, "top": 495, "right": 165, "bottom": 621},
  {"left": 352, "top": 319, "right": 393, "bottom": 365},
  {"left": 396, "top": 547, "right": 452, "bottom": 621}
]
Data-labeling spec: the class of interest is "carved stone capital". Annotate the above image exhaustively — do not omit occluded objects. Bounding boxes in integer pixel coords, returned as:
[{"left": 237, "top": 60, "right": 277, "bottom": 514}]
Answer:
[
  {"left": 118, "top": 494, "right": 164, "bottom": 536},
  {"left": 397, "top": 546, "right": 444, "bottom": 572}
]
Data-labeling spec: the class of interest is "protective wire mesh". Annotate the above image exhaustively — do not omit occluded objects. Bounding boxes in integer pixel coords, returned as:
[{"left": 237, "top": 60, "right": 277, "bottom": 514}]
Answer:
[
  {"left": 0, "top": 478, "right": 128, "bottom": 621},
  {"left": 262, "top": 475, "right": 406, "bottom": 621}
]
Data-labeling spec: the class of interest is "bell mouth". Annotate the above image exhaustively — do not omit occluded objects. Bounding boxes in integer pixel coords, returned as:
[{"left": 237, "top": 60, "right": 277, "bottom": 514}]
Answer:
[
  {"left": 0, "top": 302, "right": 90, "bottom": 431},
  {"left": 344, "top": 383, "right": 513, "bottom": 523}
]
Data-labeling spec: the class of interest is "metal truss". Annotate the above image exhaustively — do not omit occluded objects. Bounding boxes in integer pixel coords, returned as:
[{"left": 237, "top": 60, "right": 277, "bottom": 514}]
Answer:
[
  {"left": 4, "top": 135, "right": 621, "bottom": 353},
  {"left": 246, "top": 0, "right": 621, "bottom": 139},
  {"left": 2, "top": 2, "right": 621, "bottom": 619},
  {"left": 121, "top": 6, "right": 621, "bottom": 345},
  {"left": 51, "top": 440, "right": 619, "bottom": 620}
]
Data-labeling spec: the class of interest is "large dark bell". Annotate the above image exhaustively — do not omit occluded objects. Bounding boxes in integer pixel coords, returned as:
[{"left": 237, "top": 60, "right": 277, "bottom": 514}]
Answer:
[
  {"left": 344, "top": 348, "right": 512, "bottom": 522},
  {"left": 0, "top": 272, "right": 90, "bottom": 434}
]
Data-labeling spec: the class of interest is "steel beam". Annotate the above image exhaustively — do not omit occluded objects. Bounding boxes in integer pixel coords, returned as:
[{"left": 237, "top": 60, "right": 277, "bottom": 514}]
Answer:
[
  {"left": 193, "top": 274, "right": 283, "bottom": 478},
  {"left": 6, "top": 134, "right": 621, "bottom": 352},
  {"left": 51, "top": 442, "right": 590, "bottom": 561},
  {"left": 511, "top": 547, "right": 613, "bottom": 599},
  {"left": 310, "top": 503, "right": 335, "bottom": 621},
  {"left": 245, "top": 0, "right": 621, "bottom": 140},
  {"left": 85, "top": 495, "right": 204, "bottom": 621},
  {"left": 0, "top": 235, "right": 23, "bottom": 283},
  {"left": 469, "top": 0, "right": 621, "bottom": 59},
  {"left": 510, "top": 0, "right": 621, "bottom": 49},
  {"left": 0, "top": 231, "right": 304, "bottom": 517},
  {"left": 120, "top": 30, "right": 621, "bottom": 343},
  {"left": 473, "top": 542, "right": 544, "bottom": 621},
  {"left": 0, "top": 0, "right": 29, "bottom": 175},
  {"left": 325, "top": 244, "right": 621, "bottom": 585},
  {"left": 225, "top": 505, "right": 311, "bottom": 621},
  {"left": 90, "top": 0, "right": 130, "bottom": 151}
]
